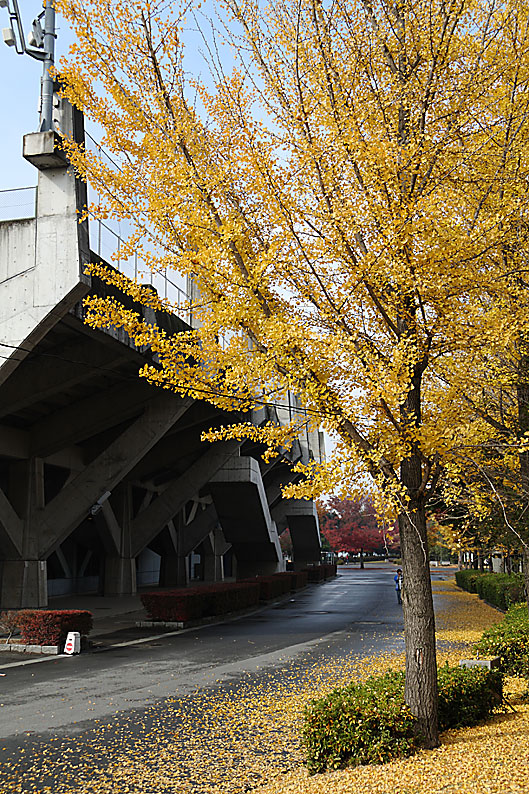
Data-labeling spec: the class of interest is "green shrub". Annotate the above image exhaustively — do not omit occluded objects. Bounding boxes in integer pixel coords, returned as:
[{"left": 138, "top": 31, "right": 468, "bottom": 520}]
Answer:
[
  {"left": 475, "top": 573, "right": 525, "bottom": 610},
  {"left": 455, "top": 569, "right": 485, "bottom": 593},
  {"left": 302, "top": 666, "right": 503, "bottom": 774},
  {"left": 302, "top": 671, "right": 417, "bottom": 774},
  {"left": 437, "top": 665, "right": 503, "bottom": 728},
  {"left": 477, "top": 603, "right": 529, "bottom": 676}
]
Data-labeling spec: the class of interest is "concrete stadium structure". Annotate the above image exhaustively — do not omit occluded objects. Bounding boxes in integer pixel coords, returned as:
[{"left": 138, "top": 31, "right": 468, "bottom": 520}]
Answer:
[{"left": 0, "top": 96, "right": 323, "bottom": 609}]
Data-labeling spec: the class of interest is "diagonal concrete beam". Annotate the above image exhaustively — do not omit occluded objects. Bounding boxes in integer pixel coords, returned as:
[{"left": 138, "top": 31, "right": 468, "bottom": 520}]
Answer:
[
  {"left": 30, "top": 380, "right": 152, "bottom": 458},
  {"left": 100, "top": 500, "right": 122, "bottom": 555},
  {"left": 0, "top": 487, "right": 23, "bottom": 557},
  {"left": 131, "top": 440, "right": 241, "bottom": 557},
  {"left": 0, "top": 337, "right": 126, "bottom": 419},
  {"left": 179, "top": 502, "right": 219, "bottom": 558},
  {"left": 37, "top": 393, "right": 193, "bottom": 558}
]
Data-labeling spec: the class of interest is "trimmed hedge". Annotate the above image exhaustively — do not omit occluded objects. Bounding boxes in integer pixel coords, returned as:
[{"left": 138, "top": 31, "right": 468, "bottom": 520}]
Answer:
[
  {"left": 476, "top": 573, "right": 525, "bottom": 611},
  {"left": 141, "top": 583, "right": 260, "bottom": 622},
  {"left": 290, "top": 570, "right": 308, "bottom": 590},
  {"left": 201, "top": 583, "right": 261, "bottom": 616},
  {"left": 16, "top": 610, "right": 93, "bottom": 646},
  {"left": 302, "top": 564, "right": 336, "bottom": 582},
  {"left": 302, "top": 666, "right": 503, "bottom": 774},
  {"left": 456, "top": 570, "right": 525, "bottom": 610},
  {"left": 477, "top": 603, "right": 529, "bottom": 677},
  {"left": 143, "top": 567, "right": 318, "bottom": 623},
  {"left": 303, "top": 566, "right": 325, "bottom": 583},
  {"left": 239, "top": 574, "right": 292, "bottom": 601},
  {"left": 454, "top": 569, "right": 485, "bottom": 593},
  {"left": 141, "top": 588, "right": 204, "bottom": 622}
]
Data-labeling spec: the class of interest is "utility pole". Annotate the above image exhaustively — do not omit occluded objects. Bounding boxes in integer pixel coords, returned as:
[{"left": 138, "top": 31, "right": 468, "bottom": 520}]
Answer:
[{"left": 1, "top": 0, "right": 57, "bottom": 132}]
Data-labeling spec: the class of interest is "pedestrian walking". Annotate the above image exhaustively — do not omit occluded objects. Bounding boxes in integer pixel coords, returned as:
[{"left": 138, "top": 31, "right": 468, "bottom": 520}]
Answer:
[{"left": 394, "top": 568, "right": 403, "bottom": 604}]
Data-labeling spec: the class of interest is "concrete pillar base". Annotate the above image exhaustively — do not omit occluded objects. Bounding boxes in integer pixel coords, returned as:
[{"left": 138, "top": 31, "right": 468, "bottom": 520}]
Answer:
[
  {"left": 104, "top": 557, "right": 136, "bottom": 596},
  {"left": 159, "top": 554, "right": 188, "bottom": 588},
  {"left": 204, "top": 553, "right": 224, "bottom": 582},
  {"left": 0, "top": 559, "right": 48, "bottom": 608},
  {"left": 293, "top": 559, "right": 319, "bottom": 571},
  {"left": 235, "top": 559, "right": 282, "bottom": 579}
]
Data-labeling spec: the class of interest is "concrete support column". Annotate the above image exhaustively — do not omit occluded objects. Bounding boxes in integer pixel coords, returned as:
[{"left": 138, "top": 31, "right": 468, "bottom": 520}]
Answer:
[
  {"left": 0, "top": 559, "right": 47, "bottom": 608},
  {"left": 203, "top": 553, "right": 223, "bottom": 582},
  {"left": 236, "top": 559, "right": 282, "bottom": 579},
  {"left": 155, "top": 519, "right": 189, "bottom": 588},
  {"left": 102, "top": 484, "right": 137, "bottom": 596},
  {"left": 203, "top": 527, "right": 228, "bottom": 582},
  {"left": 159, "top": 554, "right": 188, "bottom": 588},
  {"left": 0, "top": 458, "right": 48, "bottom": 608},
  {"left": 103, "top": 556, "right": 136, "bottom": 597}
]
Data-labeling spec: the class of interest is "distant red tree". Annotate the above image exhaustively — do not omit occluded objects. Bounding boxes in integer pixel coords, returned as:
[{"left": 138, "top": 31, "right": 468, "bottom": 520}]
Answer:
[
  {"left": 279, "top": 528, "right": 293, "bottom": 557},
  {"left": 317, "top": 496, "right": 399, "bottom": 567}
]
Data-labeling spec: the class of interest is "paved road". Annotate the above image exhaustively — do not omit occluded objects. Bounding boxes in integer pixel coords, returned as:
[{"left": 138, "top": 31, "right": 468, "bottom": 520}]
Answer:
[
  {"left": 0, "top": 567, "right": 447, "bottom": 792},
  {"left": 0, "top": 569, "right": 402, "bottom": 735}
]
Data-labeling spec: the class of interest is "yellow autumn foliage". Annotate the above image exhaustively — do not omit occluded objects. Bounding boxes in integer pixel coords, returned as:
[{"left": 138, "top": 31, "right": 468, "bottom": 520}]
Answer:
[{"left": 53, "top": 0, "right": 529, "bottom": 509}]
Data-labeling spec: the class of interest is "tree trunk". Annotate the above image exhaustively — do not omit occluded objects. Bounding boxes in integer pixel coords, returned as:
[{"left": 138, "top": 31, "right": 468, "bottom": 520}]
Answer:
[
  {"left": 458, "top": 551, "right": 463, "bottom": 570},
  {"left": 523, "top": 547, "right": 529, "bottom": 613},
  {"left": 517, "top": 351, "right": 529, "bottom": 615},
  {"left": 360, "top": 547, "right": 364, "bottom": 569},
  {"left": 399, "top": 460, "right": 439, "bottom": 748},
  {"left": 393, "top": 309, "right": 439, "bottom": 747},
  {"left": 478, "top": 550, "right": 484, "bottom": 572}
]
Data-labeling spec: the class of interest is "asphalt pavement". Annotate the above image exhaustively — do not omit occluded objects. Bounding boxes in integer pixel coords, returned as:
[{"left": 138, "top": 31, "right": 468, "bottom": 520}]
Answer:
[{"left": 0, "top": 565, "right": 450, "bottom": 792}]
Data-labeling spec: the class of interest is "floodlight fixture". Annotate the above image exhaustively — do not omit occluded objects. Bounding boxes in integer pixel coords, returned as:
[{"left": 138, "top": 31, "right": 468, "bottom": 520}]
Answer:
[
  {"left": 2, "top": 26, "right": 14, "bottom": 46},
  {"left": 28, "top": 16, "right": 43, "bottom": 49}
]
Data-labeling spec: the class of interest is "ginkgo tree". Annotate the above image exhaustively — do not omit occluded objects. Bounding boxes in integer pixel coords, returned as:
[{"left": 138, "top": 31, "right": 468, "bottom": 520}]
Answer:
[{"left": 55, "top": 0, "right": 529, "bottom": 745}]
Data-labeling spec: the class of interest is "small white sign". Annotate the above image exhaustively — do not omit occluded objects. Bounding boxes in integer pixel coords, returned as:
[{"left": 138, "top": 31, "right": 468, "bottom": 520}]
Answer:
[{"left": 64, "top": 631, "right": 81, "bottom": 655}]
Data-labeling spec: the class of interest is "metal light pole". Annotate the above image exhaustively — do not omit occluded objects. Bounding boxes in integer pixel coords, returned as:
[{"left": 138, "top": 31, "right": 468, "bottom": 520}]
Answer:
[{"left": 1, "top": 0, "right": 57, "bottom": 132}]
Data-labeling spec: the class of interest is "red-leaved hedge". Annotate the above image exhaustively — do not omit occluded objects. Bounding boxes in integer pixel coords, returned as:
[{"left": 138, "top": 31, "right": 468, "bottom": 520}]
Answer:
[
  {"left": 17, "top": 610, "right": 93, "bottom": 646},
  {"left": 240, "top": 571, "right": 312, "bottom": 599},
  {"left": 141, "top": 582, "right": 261, "bottom": 622},
  {"left": 239, "top": 574, "right": 289, "bottom": 601},
  {"left": 272, "top": 572, "right": 301, "bottom": 592},
  {"left": 322, "top": 562, "right": 338, "bottom": 578},
  {"left": 303, "top": 563, "right": 337, "bottom": 581},
  {"left": 201, "top": 583, "right": 260, "bottom": 616},
  {"left": 304, "top": 566, "right": 325, "bottom": 582},
  {"left": 290, "top": 570, "right": 309, "bottom": 589},
  {"left": 141, "top": 588, "right": 205, "bottom": 622}
]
